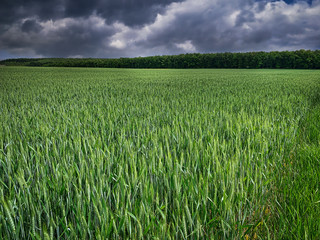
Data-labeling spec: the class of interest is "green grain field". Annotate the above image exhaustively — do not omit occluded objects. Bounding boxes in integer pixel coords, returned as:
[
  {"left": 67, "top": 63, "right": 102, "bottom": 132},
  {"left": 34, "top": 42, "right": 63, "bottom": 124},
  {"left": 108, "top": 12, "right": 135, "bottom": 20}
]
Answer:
[{"left": 0, "top": 67, "right": 319, "bottom": 239}]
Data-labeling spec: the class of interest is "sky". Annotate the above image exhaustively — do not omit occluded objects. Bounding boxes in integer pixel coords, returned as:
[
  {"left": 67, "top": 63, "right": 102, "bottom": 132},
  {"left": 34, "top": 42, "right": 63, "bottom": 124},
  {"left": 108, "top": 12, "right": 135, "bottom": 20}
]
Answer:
[{"left": 0, "top": 0, "right": 319, "bottom": 59}]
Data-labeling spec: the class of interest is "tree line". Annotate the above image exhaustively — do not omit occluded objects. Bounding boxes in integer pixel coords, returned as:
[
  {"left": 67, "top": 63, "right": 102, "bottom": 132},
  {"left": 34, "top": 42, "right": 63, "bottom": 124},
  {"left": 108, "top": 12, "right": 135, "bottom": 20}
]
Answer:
[{"left": 1, "top": 50, "right": 319, "bottom": 69}]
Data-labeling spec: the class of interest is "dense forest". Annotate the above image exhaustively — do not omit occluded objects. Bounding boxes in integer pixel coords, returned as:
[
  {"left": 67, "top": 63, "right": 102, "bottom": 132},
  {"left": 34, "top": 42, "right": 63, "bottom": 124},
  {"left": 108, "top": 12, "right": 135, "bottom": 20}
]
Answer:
[{"left": 1, "top": 50, "right": 320, "bottom": 69}]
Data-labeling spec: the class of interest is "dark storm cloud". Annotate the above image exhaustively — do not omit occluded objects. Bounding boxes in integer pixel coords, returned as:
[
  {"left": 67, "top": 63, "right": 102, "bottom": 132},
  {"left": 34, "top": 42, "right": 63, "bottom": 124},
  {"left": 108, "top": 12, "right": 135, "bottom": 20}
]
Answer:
[
  {"left": 128, "top": 0, "right": 320, "bottom": 54},
  {"left": 65, "top": 0, "right": 185, "bottom": 26},
  {"left": 255, "top": 0, "right": 313, "bottom": 4},
  {"left": 235, "top": 10, "right": 256, "bottom": 27},
  {"left": 0, "top": 0, "right": 184, "bottom": 27},
  {"left": 0, "top": 0, "right": 64, "bottom": 25},
  {"left": 21, "top": 19, "right": 43, "bottom": 33},
  {"left": 34, "top": 22, "right": 113, "bottom": 57},
  {"left": 0, "top": 0, "right": 319, "bottom": 59},
  {"left": 243, "top": 29, "right": 272, "bottom": 44},
  {"left": 0, "top": 16, "right": 116, "bottom": 57},
  {"left": 0, "top": 0, "right": 184, "bottom": 58}
]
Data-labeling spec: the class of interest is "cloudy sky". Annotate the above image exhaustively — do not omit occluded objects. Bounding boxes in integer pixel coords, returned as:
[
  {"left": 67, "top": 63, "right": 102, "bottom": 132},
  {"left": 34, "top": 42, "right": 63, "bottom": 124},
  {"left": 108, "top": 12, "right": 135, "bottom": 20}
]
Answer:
[{"left": 0, "top": 0, "right": 319, "bottom": 59}]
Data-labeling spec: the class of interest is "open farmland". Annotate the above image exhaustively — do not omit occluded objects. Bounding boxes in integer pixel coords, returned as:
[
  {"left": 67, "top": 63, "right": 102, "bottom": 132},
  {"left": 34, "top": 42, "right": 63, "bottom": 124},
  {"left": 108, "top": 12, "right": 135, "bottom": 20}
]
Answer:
[{"left": 0, "top": 67, "right": 319, "bottom": 239}]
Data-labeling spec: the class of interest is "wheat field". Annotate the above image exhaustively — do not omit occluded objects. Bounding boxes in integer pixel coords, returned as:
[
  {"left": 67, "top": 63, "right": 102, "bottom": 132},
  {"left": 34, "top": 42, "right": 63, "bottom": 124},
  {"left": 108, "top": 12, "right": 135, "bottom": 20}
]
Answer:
[{"left": 0, "top": 67, "right": 319, "bottom": 239}]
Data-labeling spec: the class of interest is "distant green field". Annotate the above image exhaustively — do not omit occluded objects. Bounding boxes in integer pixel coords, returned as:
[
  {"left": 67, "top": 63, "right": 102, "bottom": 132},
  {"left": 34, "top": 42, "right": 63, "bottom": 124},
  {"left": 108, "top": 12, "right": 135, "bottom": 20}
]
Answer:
[{"left": 1, "top": 67, "right": 319, "bottom": 239}]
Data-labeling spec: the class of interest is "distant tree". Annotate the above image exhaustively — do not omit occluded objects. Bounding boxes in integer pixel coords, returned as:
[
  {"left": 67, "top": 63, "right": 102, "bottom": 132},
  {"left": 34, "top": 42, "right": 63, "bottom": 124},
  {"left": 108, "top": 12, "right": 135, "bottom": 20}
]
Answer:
[{"left": 1, "top": 50, "right": 319, "bottom": 69}]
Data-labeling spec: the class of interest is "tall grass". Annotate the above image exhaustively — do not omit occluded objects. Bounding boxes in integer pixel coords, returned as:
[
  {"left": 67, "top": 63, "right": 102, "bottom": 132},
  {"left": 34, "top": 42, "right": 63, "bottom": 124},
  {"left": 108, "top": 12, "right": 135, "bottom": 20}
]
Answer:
[{"left": 0, "top": 67, "right": 319, "bottom": 239}]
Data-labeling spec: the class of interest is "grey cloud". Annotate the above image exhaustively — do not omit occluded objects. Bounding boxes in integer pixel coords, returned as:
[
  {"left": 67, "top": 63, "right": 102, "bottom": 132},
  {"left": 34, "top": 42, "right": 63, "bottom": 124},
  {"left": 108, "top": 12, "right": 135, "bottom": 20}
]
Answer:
[
  {"left": 0, "top": 0, "right": 319, "bottom": 59},
  {"left": 82, "top": 0, "right": 183, "bottom": 26},
  {"left": 0, "top": 17, "right": 116, "bottom": 58},
  {"left": 35, "top": 27, "right": 110, "bottom": 57},
  {"left": 235, "top": 10, "right": 256, "bottom": 27},
  {"left": 0, "top": 0, "right": 186, "bottom": 58},
  {"left": 0, "top": 0, "right": 65, "bottom": 25},
  {"left": 0, "top": 0, "right": 184, "bottom": 27},
  {"left": 243, "top": 29, "right": 272, "bottom": 44},
  {"left": 132, "top": 0, "right": 320, "bottom": 54},
  {"left": 21, "top": 19, "right": 43, "bottom": 33}
]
